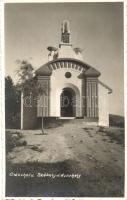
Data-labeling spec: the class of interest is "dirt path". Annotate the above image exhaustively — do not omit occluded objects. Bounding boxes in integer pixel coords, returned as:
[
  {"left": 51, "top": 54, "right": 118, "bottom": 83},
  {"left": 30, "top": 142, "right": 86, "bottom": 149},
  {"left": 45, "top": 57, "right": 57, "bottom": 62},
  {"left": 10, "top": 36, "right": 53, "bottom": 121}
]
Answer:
[
  {"left": 6, "top": 121, "right": 124, "bottom": 197},
  {"left": 8, "top": 122, "right": 124, "bottom": 167}
]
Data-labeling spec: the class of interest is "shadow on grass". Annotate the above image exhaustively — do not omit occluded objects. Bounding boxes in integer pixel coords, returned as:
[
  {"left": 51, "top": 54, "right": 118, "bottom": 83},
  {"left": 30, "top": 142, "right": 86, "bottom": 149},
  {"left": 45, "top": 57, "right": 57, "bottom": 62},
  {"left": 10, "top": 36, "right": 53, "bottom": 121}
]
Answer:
[
  {"left": 34, "top": 133, "right": 47, "bottom": 135},
  {"left": 6, "top": 160, "right": 79, "bottom": 197},
  {"left": 6, "top": 159, "right": 124, "bottom": 197}
]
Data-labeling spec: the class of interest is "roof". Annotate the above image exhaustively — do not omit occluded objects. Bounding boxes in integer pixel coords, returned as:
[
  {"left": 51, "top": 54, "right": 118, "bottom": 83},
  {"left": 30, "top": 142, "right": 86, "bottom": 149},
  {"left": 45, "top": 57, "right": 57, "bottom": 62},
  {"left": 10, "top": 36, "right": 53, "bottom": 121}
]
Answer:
[
  {"left": 35, "top": 58, "right": 100, "bottom": 77},
  {"left": 84, "top": 67, "right": 101, "bottom": 77},
  {"left": 78, "top": 67, "right": 100, "bottom": 78},
  {"left": 98, "top": 80, "right": 113, "bottom": 94},
  {"left": 35, "top": 59, "right": 112, "bottom": 93},
  {"left": 36, "top": 65, "right": 52, "bottom": 76}
]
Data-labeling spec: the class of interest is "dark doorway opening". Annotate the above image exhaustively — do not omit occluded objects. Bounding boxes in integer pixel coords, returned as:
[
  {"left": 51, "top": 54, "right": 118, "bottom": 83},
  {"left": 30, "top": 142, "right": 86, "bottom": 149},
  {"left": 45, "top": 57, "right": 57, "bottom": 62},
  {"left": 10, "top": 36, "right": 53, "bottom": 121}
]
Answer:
[{"left": 60, "top": 88, "right": 76, "bottom": 117}]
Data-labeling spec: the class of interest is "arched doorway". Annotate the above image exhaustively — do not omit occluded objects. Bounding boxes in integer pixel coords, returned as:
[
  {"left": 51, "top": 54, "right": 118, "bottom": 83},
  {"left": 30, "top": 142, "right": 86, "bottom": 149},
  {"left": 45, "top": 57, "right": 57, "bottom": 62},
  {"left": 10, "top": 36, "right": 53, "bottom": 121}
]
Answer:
[{"left": 60, "top": 88, "right": 76, "bottom": 117}]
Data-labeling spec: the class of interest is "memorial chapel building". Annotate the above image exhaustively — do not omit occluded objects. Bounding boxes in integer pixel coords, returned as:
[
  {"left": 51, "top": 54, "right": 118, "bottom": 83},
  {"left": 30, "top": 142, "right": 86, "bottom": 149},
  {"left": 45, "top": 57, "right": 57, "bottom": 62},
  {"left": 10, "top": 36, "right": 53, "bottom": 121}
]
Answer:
[{"left": 21, "top": 20, "right": 112, "bottom": 129}]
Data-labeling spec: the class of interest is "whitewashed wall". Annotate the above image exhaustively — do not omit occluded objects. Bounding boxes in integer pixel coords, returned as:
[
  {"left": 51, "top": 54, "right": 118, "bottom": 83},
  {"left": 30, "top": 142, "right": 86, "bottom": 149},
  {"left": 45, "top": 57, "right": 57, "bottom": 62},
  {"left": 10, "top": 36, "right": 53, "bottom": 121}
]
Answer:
[
  {"left": 50, "top": 67, "right": 82, "bottom": 117},
  {"left": 98, "top": 83, "right": 109, "bottom": 126}
]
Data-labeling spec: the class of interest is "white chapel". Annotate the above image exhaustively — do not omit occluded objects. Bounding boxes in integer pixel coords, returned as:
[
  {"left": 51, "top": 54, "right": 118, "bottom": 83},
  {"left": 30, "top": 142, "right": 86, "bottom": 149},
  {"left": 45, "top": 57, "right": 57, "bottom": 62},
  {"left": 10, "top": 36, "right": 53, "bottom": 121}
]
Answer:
[{"left": 21, "top": 20, "right": 112, "bottom": 129}]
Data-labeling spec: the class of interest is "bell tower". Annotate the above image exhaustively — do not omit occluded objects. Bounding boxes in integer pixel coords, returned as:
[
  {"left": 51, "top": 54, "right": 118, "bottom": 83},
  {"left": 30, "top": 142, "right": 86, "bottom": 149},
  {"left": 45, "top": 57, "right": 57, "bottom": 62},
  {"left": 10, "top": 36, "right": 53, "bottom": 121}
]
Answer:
[
  {"left": 58, "top": 20, "right": 84, "bottom": 60},
  {"left": 61, "top": 20, "right": 71, "bottom": 44},
  {"left": 58, "top": 20, "right": 76, "bottom": 59}
]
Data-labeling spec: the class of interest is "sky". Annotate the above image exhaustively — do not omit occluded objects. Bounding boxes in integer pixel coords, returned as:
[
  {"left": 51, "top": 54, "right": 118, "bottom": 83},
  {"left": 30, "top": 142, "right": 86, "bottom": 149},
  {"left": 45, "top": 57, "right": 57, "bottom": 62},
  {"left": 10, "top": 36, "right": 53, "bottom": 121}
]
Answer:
[{"left": 5, "top": 2, "right": 124, "bottom": 116}]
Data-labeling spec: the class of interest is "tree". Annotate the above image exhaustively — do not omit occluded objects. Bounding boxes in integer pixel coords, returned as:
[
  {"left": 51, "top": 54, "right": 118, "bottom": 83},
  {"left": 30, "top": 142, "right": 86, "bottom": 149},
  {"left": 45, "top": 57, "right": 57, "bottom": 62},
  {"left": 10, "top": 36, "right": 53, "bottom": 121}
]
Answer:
[
  {"left": 5, "top": 76, "right": 21, "bottom": 128},
  {"left": 16, "top": 60, "right": 46, "bottom": 134}
]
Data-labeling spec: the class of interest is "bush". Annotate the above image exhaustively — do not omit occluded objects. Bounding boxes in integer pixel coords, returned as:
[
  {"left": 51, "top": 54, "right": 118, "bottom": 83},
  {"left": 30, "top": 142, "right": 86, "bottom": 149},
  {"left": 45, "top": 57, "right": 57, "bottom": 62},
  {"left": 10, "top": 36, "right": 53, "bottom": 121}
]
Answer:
[{"left": 6, "top": 131, "right": 27, "bottom": 153}]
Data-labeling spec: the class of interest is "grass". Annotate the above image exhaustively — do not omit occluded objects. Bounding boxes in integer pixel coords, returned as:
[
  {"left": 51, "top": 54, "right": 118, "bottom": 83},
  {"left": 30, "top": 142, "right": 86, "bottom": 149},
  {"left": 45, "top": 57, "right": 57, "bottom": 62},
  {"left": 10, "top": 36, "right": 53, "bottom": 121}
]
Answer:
[
  {"left": 83, "top": 126, "right": 124, "bottom": 145},
  {"left": 97, "top": 126, "right": 124, "bottom": 145}
]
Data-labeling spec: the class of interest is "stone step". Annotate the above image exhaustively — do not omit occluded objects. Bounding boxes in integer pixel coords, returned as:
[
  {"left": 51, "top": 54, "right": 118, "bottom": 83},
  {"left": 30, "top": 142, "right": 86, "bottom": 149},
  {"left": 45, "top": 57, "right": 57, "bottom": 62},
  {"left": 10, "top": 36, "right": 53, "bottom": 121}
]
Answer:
[{"left": 59, "top": 117, "right": 75, "bottom": 119}]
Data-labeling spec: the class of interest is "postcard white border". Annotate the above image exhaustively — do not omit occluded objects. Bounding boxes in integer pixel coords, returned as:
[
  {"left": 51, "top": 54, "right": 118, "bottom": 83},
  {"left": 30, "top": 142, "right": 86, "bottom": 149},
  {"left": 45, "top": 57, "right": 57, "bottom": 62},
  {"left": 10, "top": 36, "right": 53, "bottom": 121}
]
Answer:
[{"left": 0, "top": 0, "right": 126, "bottom": 199}]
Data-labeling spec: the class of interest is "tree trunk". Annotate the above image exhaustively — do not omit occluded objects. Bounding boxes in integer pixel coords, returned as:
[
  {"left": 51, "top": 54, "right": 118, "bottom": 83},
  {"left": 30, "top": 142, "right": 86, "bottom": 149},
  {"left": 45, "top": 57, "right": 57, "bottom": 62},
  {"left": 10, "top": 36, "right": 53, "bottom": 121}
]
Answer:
[
  {"left": 21, "top": 91, "right": 23, "bottom": 130},
  {"left": 41, "top": 106, "right": 44, "bottom": 134}
]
